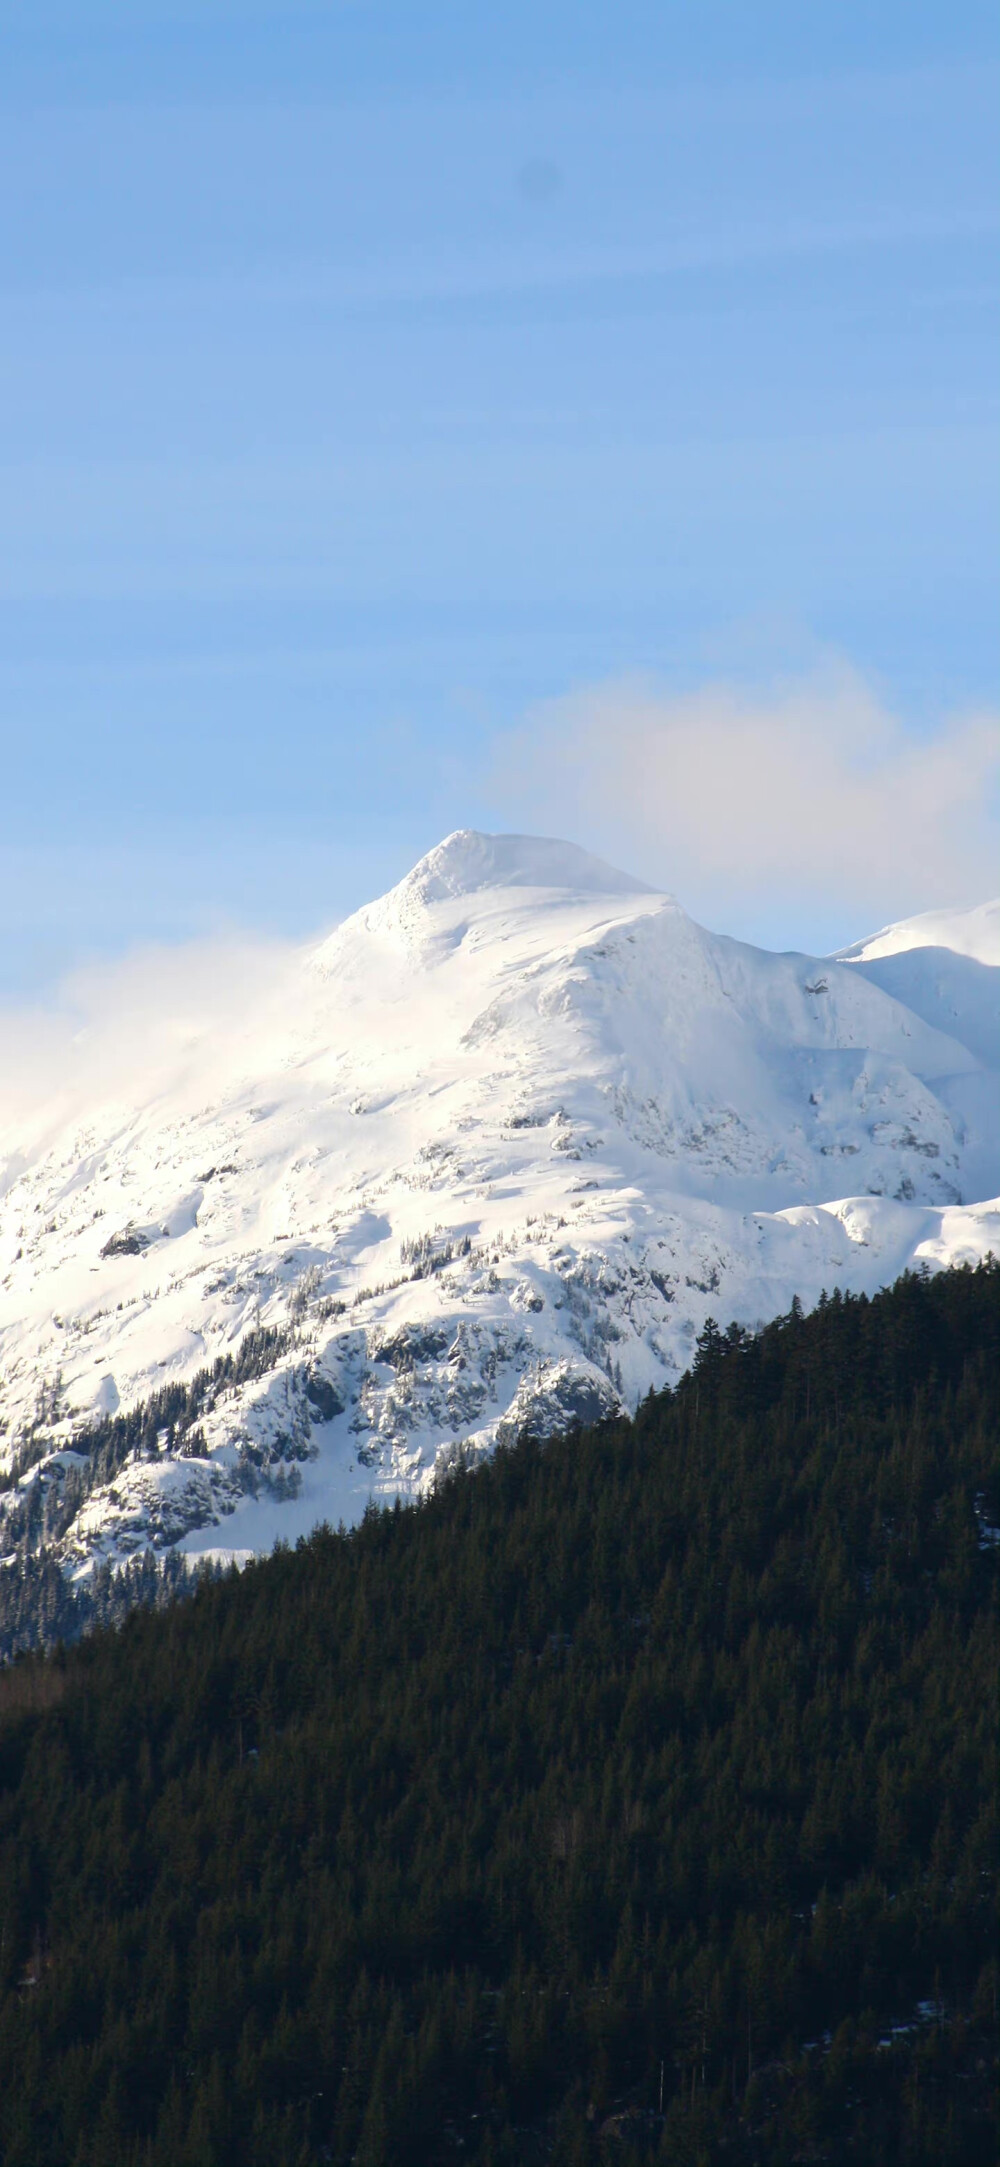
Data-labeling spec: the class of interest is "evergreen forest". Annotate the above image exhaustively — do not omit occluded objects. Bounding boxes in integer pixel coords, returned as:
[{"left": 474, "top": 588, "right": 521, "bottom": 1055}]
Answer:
[{"left": 0, "top": 1261, "right": 996, "bottom": 2166}]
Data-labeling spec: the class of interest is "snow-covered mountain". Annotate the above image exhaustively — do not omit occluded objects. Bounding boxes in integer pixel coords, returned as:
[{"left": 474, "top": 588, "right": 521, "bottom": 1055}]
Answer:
[
  {"left": 1, "top": 831, "right": 997, "bottom": 1585},
  {"left": 836, "top": 901, "right": 1000, "bottom": 1072},
  {"left": 837, "top": 898, "right": 1000, "bottom": 968}
]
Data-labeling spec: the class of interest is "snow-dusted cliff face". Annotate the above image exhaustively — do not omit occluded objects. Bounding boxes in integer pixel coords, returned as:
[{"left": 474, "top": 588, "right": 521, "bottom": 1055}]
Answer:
[{"left": 2, "top": 831, "right": 997, "bottom": 1577}]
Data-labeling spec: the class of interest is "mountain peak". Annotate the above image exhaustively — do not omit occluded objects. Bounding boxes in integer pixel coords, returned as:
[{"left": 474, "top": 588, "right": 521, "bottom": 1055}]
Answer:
[
  {"left": 395, "top": 830, "right": 657, "bottom": 906},
  {"left": 2, "top": 836, "right": 997, "bottom": 1597}
]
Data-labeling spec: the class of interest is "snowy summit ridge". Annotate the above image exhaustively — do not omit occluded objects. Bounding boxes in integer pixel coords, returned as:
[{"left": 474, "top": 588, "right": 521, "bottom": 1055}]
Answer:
[
  {"left": 1, "top": 831, "right": 997, "bottom": 1579},
  {"left": 377, "top": 828, "right": 656, "bottom": 904}
]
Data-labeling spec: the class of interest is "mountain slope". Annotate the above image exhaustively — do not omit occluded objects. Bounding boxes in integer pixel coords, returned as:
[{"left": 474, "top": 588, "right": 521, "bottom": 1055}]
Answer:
[
  {"left": 1, "top": 832, "right": 997, "bottom": 1583},
  {"left": 837, "top": 897, "right": 1000, "bottom": 1065},
  {"left": 836, "top": 897, "right": 1000, "bottom": 1200}
]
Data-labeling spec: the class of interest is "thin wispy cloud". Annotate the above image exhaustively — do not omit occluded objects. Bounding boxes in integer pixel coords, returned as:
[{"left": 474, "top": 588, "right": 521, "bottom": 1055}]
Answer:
[{"left": 0, "top": 934, "right": 298, "bottom": 1153}]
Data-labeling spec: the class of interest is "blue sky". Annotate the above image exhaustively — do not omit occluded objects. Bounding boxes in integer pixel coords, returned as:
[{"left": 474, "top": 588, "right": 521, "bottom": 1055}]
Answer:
[{"left": 1, "top": 0, "right": 998, "bottom": 991}]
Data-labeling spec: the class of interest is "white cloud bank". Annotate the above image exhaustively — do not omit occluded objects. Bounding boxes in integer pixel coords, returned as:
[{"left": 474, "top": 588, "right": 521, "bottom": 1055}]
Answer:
[{"left": 488, "top": 663, "right": 1000, "bottom": 943}]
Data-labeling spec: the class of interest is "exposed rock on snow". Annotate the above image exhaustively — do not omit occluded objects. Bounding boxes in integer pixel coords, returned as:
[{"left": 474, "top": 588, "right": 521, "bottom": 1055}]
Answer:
[{"left": 1, "top": 832, "right": 997, "bottom": 1575}]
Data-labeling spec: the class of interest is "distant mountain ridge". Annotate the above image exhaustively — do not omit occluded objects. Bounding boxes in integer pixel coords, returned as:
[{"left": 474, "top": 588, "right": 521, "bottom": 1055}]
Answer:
[
  {"left": 0, "top": 830, "right": 997, "bottom": 1590},
  {"left": 836, "top": 902, "right": 1000, "bottom": 1078},
  {"left": 837, "top": 897, "right": 1000, "bottom": 967}
]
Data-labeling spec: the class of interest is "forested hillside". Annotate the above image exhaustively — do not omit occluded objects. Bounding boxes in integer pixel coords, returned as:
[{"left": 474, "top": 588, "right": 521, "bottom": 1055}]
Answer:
[{"left": 0, "top": 1262, "right": 996, "bottom": 2166}]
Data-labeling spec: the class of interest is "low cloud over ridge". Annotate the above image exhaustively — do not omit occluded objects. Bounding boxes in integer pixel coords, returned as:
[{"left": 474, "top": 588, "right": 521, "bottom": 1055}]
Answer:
[
  {"left": 489, "top": 663, "right": 1000, "bottom": 941},
  {"left": 0, "top": 934, "right": 298, "bottom": 1148}
]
